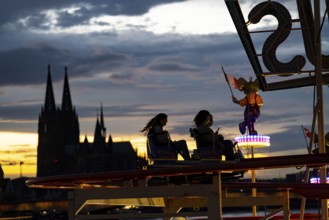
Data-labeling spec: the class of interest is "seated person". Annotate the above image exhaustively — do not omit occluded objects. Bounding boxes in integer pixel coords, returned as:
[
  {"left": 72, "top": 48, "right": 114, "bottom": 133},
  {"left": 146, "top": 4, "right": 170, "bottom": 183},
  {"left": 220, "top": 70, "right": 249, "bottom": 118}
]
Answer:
[
  {"left": 193, "top": 110, "right": 235, "bottom": 161},
  {"left": 141, "top": 113, "right": 190, "bottom": 160}
]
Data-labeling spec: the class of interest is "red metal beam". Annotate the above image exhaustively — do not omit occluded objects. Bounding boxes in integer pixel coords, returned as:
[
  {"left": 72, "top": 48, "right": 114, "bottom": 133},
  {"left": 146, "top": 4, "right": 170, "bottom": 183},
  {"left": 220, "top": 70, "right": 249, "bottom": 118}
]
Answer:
[{"left": 26, "top": 153, "right": 329, "bottom": 189}]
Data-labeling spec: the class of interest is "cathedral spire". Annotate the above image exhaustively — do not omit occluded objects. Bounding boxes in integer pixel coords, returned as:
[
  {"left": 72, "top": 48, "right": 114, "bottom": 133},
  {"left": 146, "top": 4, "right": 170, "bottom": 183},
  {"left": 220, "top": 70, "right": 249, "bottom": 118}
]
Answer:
[
  {"left": 62, "top": 66, "right": 73, "bottom": 111},
  {"left": 93, "top": 107, "right": 107, "bottom": 146},
  {"left": 93, "top": 116, "right": 102, "bottom": 144},
  {"left": 44, "top": 64, "right": 56, "bottom": 112},
  {"left": 100, "top": 103, "right": 106, "bottom": 137}
]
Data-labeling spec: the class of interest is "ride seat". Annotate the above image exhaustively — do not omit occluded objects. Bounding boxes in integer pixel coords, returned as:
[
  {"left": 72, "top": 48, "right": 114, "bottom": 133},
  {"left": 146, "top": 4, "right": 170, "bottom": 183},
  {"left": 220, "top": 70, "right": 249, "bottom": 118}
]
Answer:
[
  {"left": 147, "top": 134, "right": 177, "bottom": 161},
  {"left": 189, "top": 128, "right": 222, "bottom": 160}
]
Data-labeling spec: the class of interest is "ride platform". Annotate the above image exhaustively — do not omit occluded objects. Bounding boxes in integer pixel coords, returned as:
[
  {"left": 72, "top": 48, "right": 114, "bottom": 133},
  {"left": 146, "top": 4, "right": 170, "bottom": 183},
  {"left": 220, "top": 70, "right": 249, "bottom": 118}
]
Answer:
[{"left": 26, "top": 153, "right": 329, "bottom": 220}]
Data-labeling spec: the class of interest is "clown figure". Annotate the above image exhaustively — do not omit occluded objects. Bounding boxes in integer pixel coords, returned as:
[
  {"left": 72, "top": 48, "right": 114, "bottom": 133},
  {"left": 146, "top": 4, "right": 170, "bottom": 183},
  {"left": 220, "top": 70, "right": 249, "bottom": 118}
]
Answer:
[{"left": 232, "top": 78, "right": 263, "bottom": 135}]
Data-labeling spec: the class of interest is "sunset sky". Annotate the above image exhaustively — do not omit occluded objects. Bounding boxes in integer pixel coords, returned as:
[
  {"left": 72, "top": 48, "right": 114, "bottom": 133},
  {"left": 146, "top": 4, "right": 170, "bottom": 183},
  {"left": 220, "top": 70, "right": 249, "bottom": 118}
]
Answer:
[{"left": 0, "top": 0, "right": 328, "bottom": 179}]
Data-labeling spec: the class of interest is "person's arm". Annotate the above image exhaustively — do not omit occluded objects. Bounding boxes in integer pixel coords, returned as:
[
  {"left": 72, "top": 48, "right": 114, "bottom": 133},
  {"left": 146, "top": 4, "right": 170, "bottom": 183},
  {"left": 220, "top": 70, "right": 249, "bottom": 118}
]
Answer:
[
  {"left": 198, "top": 124, "right": 213, "bottom": 135},
  {"left": 198, "top": 125, "right": 215, "bottom": 145},
  {"left": 153, "top": 126, "right": 170, "bottom": 144},
  {"left": 232, "top": 96, "right": 239, "bottom": 104},
  {"left": 232, "top": 96, "right": 246, "bottom": 106}
]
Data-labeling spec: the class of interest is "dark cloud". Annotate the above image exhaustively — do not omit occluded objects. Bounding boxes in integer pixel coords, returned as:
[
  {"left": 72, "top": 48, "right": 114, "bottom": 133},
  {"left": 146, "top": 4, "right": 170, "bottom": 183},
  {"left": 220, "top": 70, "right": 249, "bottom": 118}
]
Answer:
[
  {"left": 0, "top": 103, "right": 40, "bottom": 121},
  {"left": 267, "top": 125, "right": 309, "bottom": 153},
  {"left": 0, "top": 45, "right": 74, "bottom": 85},
  {"left": 108, "top": 73, "right": 134, "bottom": 84},
  {"left": 79, "top": 104, "right": 150, "bottom": 118},
  {"left": 0, "top": 101, "right": 158, "bottom": 133},
  {"left": 0, "top": 43, "right": 129, "bottom": 85},
  {"left": 0, "top": 30, "right": 247, "bottom": 88},
  {"left": 148, "top": 62, "right": 199, "bottom": 72}
]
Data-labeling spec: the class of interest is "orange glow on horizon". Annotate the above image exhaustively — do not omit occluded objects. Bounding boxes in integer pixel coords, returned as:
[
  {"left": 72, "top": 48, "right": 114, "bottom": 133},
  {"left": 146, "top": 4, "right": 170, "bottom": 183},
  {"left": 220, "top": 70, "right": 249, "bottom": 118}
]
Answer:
[
  {"left": 2, "top": 132, "right": 200, "bottom": 178},
  {"left": 0, "top": 132, "right": 38, "bottom": 178},
  {"left": 2, "top": 131, "right": 251, "bottom": 178}
]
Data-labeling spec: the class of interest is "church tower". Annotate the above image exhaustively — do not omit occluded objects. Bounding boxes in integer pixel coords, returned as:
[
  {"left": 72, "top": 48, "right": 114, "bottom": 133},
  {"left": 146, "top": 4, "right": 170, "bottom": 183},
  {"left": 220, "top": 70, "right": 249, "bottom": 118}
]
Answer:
[
  {"left": 37, "top": 65, "right": 62, "bottom": 177},
  {"left": 59, "top": 67, "right": 80, "bottom": 174},
  {"left": 88, "top": 104, "right": 111, "bottom": 172},
  {"left": 37, "top": 65, "right": 80, "bottom": 177}
]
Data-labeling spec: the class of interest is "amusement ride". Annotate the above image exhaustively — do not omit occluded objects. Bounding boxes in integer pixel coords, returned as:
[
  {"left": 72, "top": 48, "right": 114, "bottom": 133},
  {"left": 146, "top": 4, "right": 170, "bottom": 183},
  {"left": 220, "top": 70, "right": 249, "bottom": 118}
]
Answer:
[{"left": 26, "top": 0, "right": 329, "bottom": 219}]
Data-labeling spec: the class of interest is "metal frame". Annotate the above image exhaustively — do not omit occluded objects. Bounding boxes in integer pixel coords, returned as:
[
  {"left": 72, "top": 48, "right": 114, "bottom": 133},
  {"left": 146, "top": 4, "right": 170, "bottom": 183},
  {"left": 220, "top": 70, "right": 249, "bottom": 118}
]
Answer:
[{"left": 26, "top": 154, "right": 329, "bottom": 219}]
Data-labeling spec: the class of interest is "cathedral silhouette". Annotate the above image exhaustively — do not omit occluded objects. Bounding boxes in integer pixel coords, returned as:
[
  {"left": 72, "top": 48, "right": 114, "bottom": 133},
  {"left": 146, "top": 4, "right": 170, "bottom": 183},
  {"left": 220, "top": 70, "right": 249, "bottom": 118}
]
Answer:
[{"left": 37, "top": 65, "right": 142, "bottom": 177}]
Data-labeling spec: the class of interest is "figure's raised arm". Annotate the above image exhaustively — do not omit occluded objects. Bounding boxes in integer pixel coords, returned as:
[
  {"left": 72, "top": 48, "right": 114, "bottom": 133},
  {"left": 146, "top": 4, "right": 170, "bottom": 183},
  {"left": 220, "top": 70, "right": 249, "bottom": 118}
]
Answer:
[{"left": 232, "top": 96, "right": 239, "bottom": 104}]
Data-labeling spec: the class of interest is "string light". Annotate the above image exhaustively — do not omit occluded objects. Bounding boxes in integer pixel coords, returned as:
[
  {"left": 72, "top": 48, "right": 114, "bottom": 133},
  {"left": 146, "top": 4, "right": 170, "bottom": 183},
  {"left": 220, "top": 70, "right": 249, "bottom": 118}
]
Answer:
[{"left": 235, "top": 135, "right": 270, "bottom": 148}]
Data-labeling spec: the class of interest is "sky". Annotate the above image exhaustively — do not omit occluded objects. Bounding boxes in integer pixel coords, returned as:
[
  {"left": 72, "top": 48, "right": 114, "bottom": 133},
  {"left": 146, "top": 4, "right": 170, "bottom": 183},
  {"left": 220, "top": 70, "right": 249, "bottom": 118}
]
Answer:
[{"left": 0, "top": 0, "right": 328, "bottom": 179}]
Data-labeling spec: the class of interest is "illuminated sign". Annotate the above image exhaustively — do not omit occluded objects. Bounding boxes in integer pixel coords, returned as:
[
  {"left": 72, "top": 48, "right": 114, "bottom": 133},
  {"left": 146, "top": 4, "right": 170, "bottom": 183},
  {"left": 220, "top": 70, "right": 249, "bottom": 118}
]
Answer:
[{"left": 225, "top": 0, "right": 329, "bottom": 91}]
